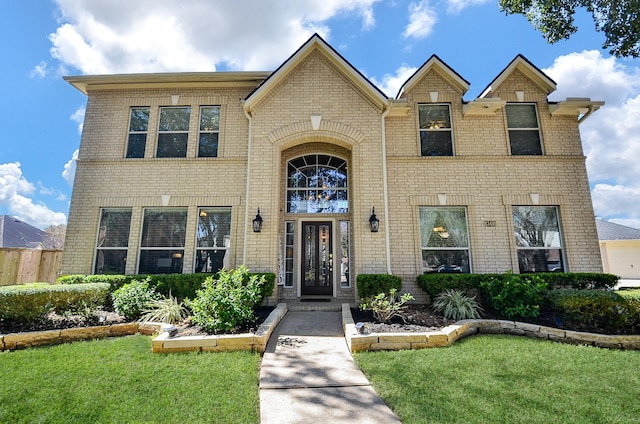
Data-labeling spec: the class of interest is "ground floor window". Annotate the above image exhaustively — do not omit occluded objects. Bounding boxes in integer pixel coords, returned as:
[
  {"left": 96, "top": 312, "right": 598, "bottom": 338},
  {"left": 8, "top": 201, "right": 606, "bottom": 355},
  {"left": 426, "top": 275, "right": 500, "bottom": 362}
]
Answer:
[
  {"left": 195, "top": 207, "right": 231, "bottom": 273},
  {"left": 513, "top": 206, "right": 564, "bottom": 272},
  {"left": 138, "top": 208, "right": 187, "bottom": 274},
  {"left": 283, "top": 221, "right": 295, "bottom": 287},
  {"left": 419, "top": 207, "right": 470, "bottom": 273},
  {"left": 339, "top": 220, "right": 350, "bottom": 288},
  {"left": 95, "top": 208, "right": 132, "bottom": 274}
]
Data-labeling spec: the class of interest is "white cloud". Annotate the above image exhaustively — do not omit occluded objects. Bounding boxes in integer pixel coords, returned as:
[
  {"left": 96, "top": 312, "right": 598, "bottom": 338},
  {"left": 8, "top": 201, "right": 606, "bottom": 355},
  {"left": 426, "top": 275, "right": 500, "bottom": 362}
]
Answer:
[
  {"left": 370, "top": 64, "right": 418, "bottom": 97},
  {"left": 50, "top": 0, "right": 380, "bottom": 74},
  {"left": 62, "top": 149, "right": 79, "bottom": 187},
  {"left": 404, "top": 1, "right": 437, "bottom": 39},
  {"left": 0, "top": 162, "right": 67, "bottom": 228},
  {"left": 70, "top": 106, "right": 85, "bottom": 134},
  {"left": 446, "top": 0, "right": 491, "bottom": 14},
  {"left": 543, "top": 51, "right": 640, "bottom": 223},
  {"left": 30, "top": 61, "right": 48, "bottom": 78}
]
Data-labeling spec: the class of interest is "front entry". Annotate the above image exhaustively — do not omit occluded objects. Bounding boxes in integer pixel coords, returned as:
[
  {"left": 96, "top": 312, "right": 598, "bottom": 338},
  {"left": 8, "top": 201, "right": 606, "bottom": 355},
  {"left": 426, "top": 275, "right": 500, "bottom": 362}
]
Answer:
[{"left": 301, "top": 221, "right": 333, "bottom": 295}]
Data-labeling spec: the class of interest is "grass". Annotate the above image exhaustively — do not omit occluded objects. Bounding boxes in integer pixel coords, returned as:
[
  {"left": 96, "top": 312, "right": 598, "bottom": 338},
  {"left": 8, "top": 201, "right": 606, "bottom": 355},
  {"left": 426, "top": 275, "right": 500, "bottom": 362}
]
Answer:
[
  {"left": 0, "top": 335, "right": 260, "bottom": 424},
  {"left": 354, "top": 335, "right": 640, "bottom": 424}
]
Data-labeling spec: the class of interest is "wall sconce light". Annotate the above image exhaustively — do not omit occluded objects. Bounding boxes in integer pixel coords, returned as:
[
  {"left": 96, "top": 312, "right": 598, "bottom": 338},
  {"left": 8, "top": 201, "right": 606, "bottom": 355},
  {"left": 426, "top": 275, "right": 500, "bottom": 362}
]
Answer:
[
  {"left": 369, "top": 207, "right": 380, "bottom": 233},
  {"left": 252, "top": 208, "right": 263, "bottom": 233}
]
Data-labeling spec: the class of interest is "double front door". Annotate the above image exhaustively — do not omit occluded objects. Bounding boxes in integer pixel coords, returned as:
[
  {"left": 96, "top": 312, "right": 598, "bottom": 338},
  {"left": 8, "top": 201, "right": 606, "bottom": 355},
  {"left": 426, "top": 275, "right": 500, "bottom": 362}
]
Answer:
[{"left": 301, "top": 221, "right": 333, "bottom": 295}]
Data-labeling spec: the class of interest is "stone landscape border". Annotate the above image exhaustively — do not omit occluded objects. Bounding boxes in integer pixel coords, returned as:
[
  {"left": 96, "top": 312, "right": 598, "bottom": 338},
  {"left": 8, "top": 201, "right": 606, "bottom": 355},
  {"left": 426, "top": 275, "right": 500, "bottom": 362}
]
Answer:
[
  {"left": 151, "top": 303, "right": 287, "bottom": 353},
  {"left": 342, "top": 303, "right": 640, "bottom": 352},
  {"left": 3, "top": 302, "right": 639, "bottom": 352}
]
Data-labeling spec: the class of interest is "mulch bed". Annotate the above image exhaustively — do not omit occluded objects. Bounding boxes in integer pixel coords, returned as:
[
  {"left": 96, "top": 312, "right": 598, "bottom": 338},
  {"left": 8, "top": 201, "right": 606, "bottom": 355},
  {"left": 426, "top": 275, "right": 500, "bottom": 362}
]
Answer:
[{"left": 0, "top": 306, "right": 276, "bottom": 336}]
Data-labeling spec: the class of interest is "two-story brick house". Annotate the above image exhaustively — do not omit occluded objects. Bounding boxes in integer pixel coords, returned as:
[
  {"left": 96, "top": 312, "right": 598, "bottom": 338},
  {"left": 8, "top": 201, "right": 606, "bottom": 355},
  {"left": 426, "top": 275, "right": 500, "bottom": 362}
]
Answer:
[{"left": 62, "top": 34, "right": 604, "bottom": 303}]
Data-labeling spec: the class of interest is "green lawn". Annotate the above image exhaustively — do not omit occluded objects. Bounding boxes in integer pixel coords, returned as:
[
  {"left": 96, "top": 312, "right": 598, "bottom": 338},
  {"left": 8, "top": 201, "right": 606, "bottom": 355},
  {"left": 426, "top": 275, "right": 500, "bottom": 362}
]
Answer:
[
  {"left": 354, "top": 335, "right": 640, "bottom": 424},
  {"left": 0, "top": 335, "right": 260, "bottom": 424}
]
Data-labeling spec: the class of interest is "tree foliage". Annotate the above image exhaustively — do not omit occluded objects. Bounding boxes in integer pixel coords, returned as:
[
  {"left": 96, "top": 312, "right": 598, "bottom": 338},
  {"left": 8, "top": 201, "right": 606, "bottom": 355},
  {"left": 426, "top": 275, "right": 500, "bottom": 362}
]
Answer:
[
  {"left": 44, "top": 224, "right": 66, "bottom": 249},
  {"left": 500, "top": 0, "right": 640, "bottom": 57}
]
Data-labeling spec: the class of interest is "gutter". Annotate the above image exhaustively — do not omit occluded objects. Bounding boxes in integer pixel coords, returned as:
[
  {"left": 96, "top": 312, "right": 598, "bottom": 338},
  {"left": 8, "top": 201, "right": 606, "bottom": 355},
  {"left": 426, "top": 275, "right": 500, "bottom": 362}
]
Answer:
[
  {"left": 241, "top": 101, "right": 253, "bottom": 264},
  {"left": 381, "top": 104, "right": 392, "bottom": 274}
]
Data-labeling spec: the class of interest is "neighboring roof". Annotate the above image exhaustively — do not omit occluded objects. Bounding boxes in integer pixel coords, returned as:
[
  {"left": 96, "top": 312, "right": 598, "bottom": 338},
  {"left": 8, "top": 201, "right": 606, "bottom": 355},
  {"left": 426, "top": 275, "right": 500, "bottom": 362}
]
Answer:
[
  {"left": 396, "top": 54, "right": 470, "bottom": 99},
  {"left": 596, "top": 219, "right": 640, "bottom": 241},
  {"left": 479, "top": 54, "right": 556, "bottom": 98},
  {"left": 244, "top": 33, "right": 389, "bottom": 114},
  {"left": 0, "top": 215, "right": 54, "bottom": 249},
  {"left": 64, "top": 71, "right": 271, "bottom": 95}
]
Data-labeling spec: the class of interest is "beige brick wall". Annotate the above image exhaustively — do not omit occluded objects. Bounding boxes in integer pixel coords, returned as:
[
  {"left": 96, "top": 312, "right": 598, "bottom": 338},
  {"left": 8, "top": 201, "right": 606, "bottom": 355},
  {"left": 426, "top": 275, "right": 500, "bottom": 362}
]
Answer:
[{"left": 62, "top": 46, "right": 602, "bottom": 305}]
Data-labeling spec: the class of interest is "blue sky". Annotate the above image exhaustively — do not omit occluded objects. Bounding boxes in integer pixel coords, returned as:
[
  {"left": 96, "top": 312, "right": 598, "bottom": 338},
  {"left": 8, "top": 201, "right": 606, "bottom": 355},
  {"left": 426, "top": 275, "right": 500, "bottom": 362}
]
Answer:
[{"left": 2, "top": 0, "right": 639, "bottom": 229}]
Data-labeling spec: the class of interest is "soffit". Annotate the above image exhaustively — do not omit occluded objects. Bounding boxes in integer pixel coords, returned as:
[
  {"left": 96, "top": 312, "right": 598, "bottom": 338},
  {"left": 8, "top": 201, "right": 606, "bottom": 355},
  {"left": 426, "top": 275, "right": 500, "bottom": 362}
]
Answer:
[{"left": 64, "top": 72, "right": 271, "bottom": 95}]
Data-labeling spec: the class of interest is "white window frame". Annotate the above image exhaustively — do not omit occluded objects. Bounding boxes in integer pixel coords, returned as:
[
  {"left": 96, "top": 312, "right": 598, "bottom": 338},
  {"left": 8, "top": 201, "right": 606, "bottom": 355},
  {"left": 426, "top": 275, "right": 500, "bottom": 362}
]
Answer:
[
  {"left": 418, "top": 103, "right": 454, "bottom": 156},
  {"left": 506, "top": 103, "right": 543, "bottom": 155},
  {"left": 197, "top": 106, "right": 221, "bottom": 158},
  {"left": 419, "top": 206, "right": 471, "bottom": 274},
  {"left": 194, "top": 206, "right": 232, "bottom": 273},
  {"left": 156, "top": 106, "right": 190, "bottom": 158},
  {"left": 126, "top": 107, "right": 149, "bottom": 158}
]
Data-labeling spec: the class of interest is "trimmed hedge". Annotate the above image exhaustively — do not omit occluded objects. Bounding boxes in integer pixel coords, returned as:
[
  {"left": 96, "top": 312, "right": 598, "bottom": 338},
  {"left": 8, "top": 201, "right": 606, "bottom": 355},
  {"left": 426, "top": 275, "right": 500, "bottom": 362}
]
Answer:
[
  {"left": 57, "top": 272, "right": 276, "bottom": 303},
  {"left": 417, "top": 272, "right": 619, "bottom": 300},
  {"left": 548, "top": 289, "right": 640, "bottom": 334},
  {"left": 0, "top": 283, "right": 110, "bottom": 322},
  {"left": 356, "top": 274, "right": 403, "bottom": 299}
]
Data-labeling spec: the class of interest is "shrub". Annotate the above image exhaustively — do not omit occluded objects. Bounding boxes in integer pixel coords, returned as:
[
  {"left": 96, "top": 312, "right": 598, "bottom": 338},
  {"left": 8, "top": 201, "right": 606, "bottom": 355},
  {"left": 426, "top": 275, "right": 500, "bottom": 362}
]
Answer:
[
  {"left": 417, "top": 273, "right": 487, "bottom": 300},
  {"left": 432, "top": 289, "right": 483, "bottom": 320},
  {"left": 548, "top": 289, "right": 639, "bottom": 333},
  {"left": 112, "top": 278, "right": 162, "bottom": 320},
  {"left": 480, "top": 273, "right": 548, "bottom": 320},
  {"left": 139, "top": 293, "right": 190, "bottom": 324},
  {"left": 0, "top": 283, "right": 110, "bottom": 322},
  {"left": 359, "top": 289, "right": 415, "bottom": 323},
  {"left": 356, "top": 274, "right": 403, "bottom": 300},
  {"left": 186, "top": 266, "right": 263, "bottom": 333},
  {"left": 251, "top": 272, "right": 276, "bottom": 303}
]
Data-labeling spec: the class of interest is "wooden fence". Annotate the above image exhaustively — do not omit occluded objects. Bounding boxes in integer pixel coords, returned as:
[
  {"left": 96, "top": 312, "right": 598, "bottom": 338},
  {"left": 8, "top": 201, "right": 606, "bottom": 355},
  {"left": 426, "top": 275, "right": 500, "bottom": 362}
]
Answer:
[{"left": 0, "top": 249, "right": 64, "bottom": 286}]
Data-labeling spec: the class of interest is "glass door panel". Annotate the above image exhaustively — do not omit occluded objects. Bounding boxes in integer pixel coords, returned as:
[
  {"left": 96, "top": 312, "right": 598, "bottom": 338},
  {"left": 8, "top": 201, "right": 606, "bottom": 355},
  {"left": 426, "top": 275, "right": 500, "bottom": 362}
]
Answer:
[{"left": 301, "top": 221, "right": 333, "bottom": 295}]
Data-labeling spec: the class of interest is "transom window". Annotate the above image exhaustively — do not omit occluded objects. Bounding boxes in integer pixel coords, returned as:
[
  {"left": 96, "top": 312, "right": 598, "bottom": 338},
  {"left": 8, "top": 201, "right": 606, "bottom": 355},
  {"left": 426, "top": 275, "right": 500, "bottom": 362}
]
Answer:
[
  {"left": 157, "top": 107, "right": 190, "bottom": 158},
  {"left": 286, "top": 155, "right": 348, "bottom": 213},
  {"left": 126, "top": 107, "right": 149, "bottom": 158},
  {"left": 506, "top": 104, "right": 542, "bottom": 155},
  {"left": 195, "top": 207, "right": 231, "bottom": 273},
  {"left": 138, "top": 208, "right": 187, "bottom": 274},
  {"left": 198, "top": 106, "right": 220, "bottom": 157},
  {"left": 418, "top": 104, "right": 453, "bottom": 156},
  {"left": 419, "top": 207, "right": 470, "bottom": 273},
  {"left": 513, "top": 206, "right": 564, "bottom": 272},
  {"left": 94, "top": 208, "right": 132, "bottom": 274}
]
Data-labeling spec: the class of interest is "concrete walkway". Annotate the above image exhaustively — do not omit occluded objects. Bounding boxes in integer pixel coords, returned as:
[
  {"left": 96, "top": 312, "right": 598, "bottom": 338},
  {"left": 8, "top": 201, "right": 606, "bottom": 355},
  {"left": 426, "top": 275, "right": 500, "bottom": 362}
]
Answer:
[{"left": 259, "top": 311, "right": 401, "bottom": 424}]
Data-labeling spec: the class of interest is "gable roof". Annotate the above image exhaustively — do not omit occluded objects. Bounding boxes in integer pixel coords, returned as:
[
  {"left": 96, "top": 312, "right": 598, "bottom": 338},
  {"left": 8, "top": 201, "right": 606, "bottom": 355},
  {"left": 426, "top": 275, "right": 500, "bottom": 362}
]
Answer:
[
  {"left": 0, "top": 215, "right": 54, "bottom": 249},
  {"left": 479, "top": 54, "right": 556, "bottom": 98},
  {"left": 243, "top": 33, "right": 389, "bottom": 114},
  {"left": 596, "top": 219, "right": 640, "bottom": 241},
  {"left": 396, "top": 54, "right": 470, "bottom": 98}
]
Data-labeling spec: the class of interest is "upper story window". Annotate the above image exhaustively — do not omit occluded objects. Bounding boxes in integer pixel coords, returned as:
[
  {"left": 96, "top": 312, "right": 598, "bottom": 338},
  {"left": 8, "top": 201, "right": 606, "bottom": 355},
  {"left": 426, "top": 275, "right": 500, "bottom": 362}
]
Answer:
[
  {"left": 126, "top": 107, "right": 149, "bottom": 158},
  {"left": 418, "top": 104, "right": 453, "bottom": 156},
  {"left": 198, "top": 106, "right": 220, "bottom": 158},
  {"left": 157, "top": 107, "right": 190, "bottom": 158},
  {"left": 286, "top": 155, "right": 348, "bottom": 213},
  {"left": 506, "top": 104, "right": 542, "bottom": 155}
]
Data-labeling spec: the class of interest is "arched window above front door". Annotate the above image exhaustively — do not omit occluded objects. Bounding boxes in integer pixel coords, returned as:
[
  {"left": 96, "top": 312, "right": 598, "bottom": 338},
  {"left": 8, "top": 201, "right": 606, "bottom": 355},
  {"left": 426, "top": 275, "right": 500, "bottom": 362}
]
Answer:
[{"left": 286, "top": 154, "right": 348, "bottom": 213}]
